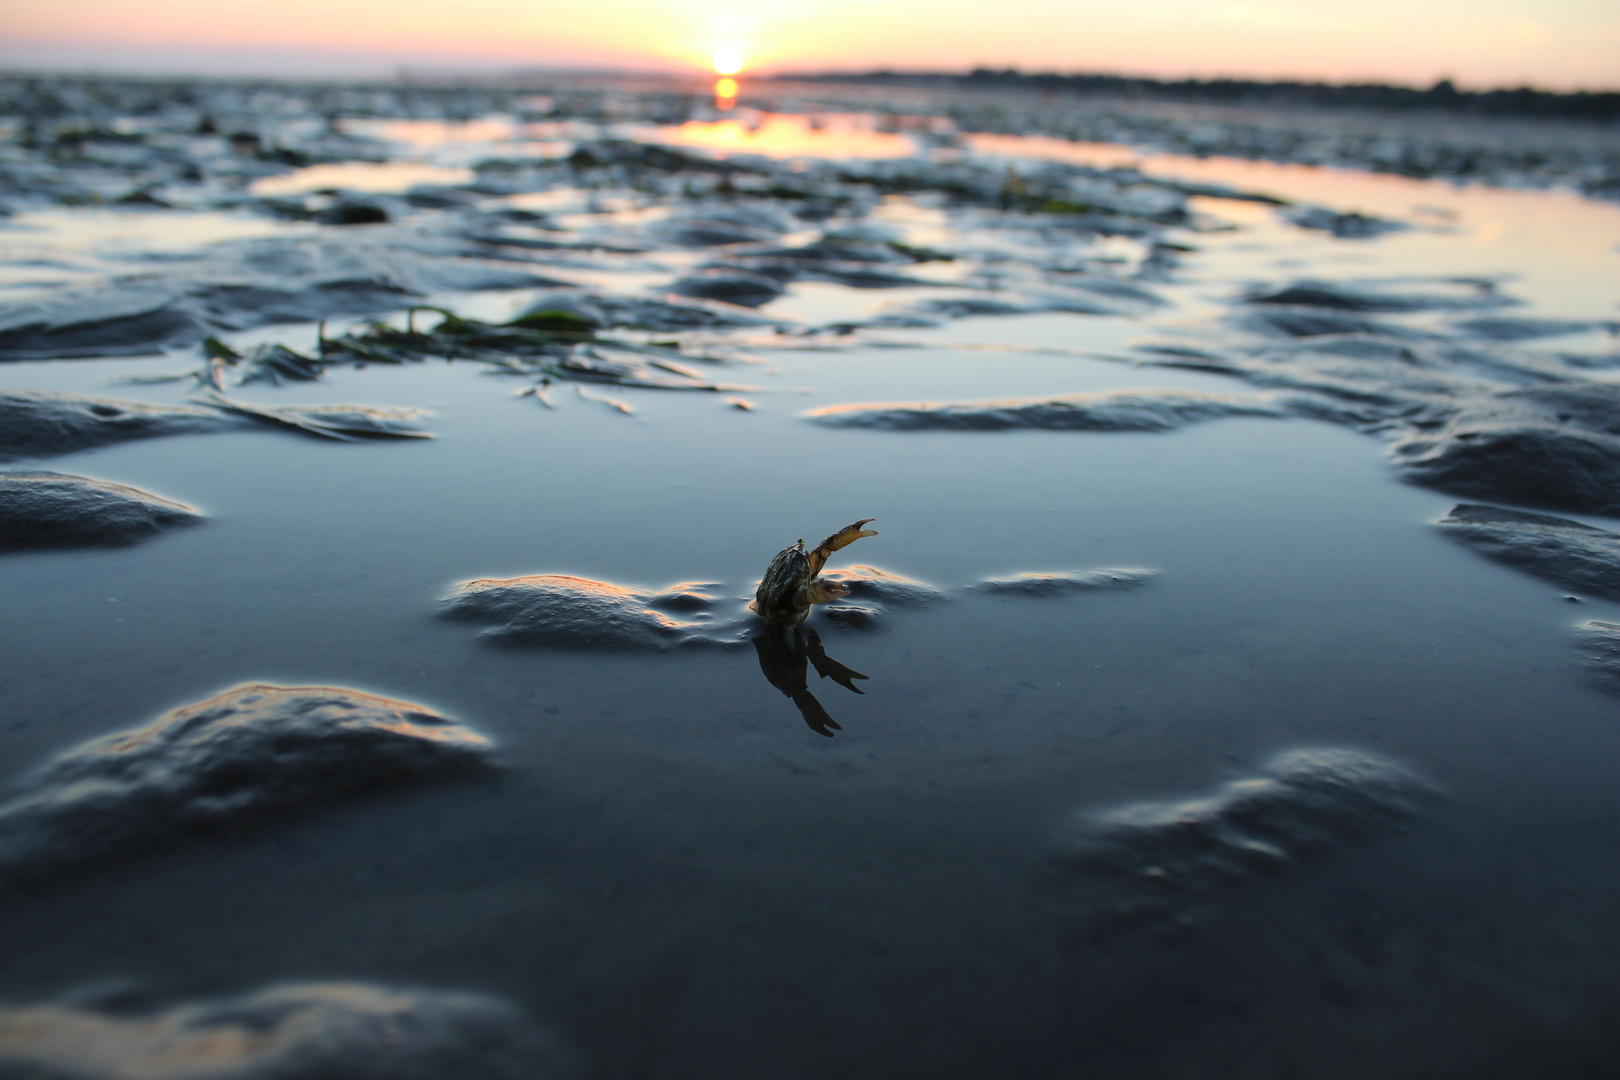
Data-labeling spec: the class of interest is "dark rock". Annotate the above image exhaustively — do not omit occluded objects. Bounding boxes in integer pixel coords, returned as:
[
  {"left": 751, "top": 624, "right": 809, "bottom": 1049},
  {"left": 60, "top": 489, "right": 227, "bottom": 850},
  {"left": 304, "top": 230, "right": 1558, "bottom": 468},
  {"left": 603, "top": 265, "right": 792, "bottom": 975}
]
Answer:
[
  {"left": 443, "top": 575, "right": 748, "bottom": 648},
  {"left": 804, "top": 389, "right": 1285, "bottom": 432},
  {"left": 0, "top": 981, "right": 580, "bottom": 1080},
  {"left": 0, "top": 684, "right": 493, "bottom": 884},
  {"left": 1437, "top": 504, "right": 1620, "bottom": 600},
  {"left": 0, "top": 471, "right": 201, "bottom": 550},
  {"left": 1052, "top": 748, "right": 1440, "bottom": 927},
  {"left": 0, "top": 390, "right": 238, "bottom": 461},
  {"left": 981, "top": 568, "right": 1157, "bottom": 595}
]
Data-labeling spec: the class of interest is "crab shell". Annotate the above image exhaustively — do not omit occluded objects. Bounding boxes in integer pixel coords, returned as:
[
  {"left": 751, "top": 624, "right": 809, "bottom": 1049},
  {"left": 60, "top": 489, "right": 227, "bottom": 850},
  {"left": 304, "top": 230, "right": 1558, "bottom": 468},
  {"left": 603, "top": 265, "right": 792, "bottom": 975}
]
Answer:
[{"left": 753, "top": 519, "right": 877, "bottom": 625}]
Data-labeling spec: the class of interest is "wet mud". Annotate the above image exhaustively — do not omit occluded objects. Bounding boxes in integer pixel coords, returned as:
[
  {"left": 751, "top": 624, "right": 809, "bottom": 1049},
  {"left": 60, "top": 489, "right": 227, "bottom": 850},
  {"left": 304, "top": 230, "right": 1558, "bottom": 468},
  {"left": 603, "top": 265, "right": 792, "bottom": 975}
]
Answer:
[
  {"left": 805, "top": 389, "right": 1286, "bottom": 432},
  {"left": 0, "top": 241, "right": 565, "bottom": 360},
  {"left": 1388, "top": 385, "right": 1620, "bottom": 516},
  {"left": 1051, "top": 749, "right": 1442, "bottom": 928},
  {"left": 980, "top": 568, "right": 1158, "bottom": 595},
  {"left": 195, "top": 390, "right": 432, "bottom": 442},
  {"left": 1244, "top": 279, "right": 1510, "bottom": 313},
  {"left": 1577, "top": 621, "right": 1620, "bottom": 695},
  {"left": 0, "top": 684, "right": 492, "bottom": 885},
  {"left": 1284, "top": 206, "right": 1406, "bottom": 237},
  {"left": 0, "top": 389, "right": 238, "bottom": 461},
  {"left": 0, "top": 470, "right": 200, "bottom": 550},
  {"left": 442, "top": 575, "right": 750, "bottom": 648},
  {"left": 0, "top": 982, "right": 578, "bottom": 1080},
  {"left": 444, "top": 564, "right": 966, "bottom": 649},
  {"left": 3, "top": 72, "right": 1620, "bottom": 1080},
  {"left": 816, "top": 564, "right": 941, "bottom": 606},
  {"left": 0, "top": 385, "right": 428, "bottom": 457},
  {"left": 1438, "top": 504, "right": 1620, "bottom": 600},
  {"left": 1141, "top": 309, "right": 1620, "bottom": 514}
]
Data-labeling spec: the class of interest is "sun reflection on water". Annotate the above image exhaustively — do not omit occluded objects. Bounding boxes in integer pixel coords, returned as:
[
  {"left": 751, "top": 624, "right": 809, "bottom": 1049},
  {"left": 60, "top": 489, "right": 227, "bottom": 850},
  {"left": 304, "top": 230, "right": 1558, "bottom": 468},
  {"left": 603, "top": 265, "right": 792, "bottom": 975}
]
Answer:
[
  {"left": 650, "top": 113, "right": 921, "bottom": 160},
  {"left": 714, "top": 77, "right": 739, "bottom": 111}
]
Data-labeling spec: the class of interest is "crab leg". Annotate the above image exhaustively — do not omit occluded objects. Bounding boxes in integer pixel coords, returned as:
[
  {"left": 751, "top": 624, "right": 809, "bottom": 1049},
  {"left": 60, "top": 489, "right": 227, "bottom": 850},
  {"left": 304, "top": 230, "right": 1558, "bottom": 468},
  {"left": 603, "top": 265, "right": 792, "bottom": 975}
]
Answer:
[{"left": 806, "top": 518, "right": 878, "bottom": 576}]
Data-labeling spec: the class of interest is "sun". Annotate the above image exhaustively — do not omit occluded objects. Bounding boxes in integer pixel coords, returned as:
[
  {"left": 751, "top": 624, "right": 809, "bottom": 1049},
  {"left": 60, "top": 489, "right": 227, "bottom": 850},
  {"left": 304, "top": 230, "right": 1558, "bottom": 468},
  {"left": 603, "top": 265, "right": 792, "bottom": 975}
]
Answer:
[{"left": 712, "top": 48, "right": 744, "bottom": 76}]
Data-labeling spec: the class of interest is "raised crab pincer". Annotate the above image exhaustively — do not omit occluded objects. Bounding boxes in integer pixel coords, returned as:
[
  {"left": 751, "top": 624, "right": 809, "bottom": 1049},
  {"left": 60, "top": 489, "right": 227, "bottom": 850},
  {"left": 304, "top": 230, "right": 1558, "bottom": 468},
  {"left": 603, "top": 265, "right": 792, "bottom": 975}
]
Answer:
[{"left": 752, "top": 519, "right": 878, "bottom": 626}]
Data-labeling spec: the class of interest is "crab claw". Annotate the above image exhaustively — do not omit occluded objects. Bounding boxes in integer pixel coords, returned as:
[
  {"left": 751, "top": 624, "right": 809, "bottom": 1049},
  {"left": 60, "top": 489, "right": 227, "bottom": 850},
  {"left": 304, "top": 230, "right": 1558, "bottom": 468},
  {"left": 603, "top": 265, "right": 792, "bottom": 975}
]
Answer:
[
  {"left": 805, "top": 579, "right": 851, "bottom": 605},
  {"left": 807, "top": 519, "right": 877, "bottom": 574}
]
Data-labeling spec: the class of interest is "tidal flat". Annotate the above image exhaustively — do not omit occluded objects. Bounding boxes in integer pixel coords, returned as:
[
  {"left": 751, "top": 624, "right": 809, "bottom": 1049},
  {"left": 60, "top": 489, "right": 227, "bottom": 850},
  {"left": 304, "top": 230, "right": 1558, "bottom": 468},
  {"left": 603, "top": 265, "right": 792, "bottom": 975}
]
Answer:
[{"left": 1, "top": 74, "right": 1619, "bottom": 1078}]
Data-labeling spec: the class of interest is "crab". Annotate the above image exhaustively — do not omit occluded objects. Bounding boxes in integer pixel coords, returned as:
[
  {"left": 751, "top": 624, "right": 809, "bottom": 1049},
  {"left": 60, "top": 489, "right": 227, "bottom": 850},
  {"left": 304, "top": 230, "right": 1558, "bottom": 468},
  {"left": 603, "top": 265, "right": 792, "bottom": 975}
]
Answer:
[{"left": 752, "top": 518, "right": 878, "bottom": 625}]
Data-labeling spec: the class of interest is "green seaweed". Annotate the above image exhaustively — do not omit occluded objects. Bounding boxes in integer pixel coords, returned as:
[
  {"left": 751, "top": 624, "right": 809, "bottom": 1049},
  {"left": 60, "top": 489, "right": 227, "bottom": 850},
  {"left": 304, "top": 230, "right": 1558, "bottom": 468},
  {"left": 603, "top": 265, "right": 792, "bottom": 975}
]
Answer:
[{"left": 194, "top": 303, "right": 755, "bottom": 403}]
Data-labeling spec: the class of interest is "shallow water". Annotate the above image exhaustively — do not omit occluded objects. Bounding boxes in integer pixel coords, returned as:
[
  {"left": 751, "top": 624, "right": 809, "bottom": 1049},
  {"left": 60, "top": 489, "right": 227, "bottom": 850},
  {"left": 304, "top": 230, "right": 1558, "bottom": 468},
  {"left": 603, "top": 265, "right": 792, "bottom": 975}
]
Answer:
[
  {"left": 648, "top": 112, "right": 926, "bottom": 161},
  {"left": 2, "top": 85, "right": 1620, "bottom": 1079}
]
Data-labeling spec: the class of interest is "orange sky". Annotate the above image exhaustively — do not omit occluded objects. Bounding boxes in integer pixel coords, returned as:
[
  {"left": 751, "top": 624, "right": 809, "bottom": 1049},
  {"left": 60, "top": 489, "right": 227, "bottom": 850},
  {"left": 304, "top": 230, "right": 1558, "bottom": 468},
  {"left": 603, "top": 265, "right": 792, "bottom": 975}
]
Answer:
[{"left": 2, "top": 0, "right": 1616, "bottom": 90}]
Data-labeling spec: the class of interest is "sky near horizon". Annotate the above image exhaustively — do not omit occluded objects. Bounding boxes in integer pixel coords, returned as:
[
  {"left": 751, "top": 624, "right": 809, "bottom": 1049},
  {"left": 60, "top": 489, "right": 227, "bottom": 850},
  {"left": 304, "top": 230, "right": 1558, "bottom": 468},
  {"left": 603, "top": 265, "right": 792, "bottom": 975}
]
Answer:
[{"left": 1, "top": 0, "right": 1616, "bottom": 90}]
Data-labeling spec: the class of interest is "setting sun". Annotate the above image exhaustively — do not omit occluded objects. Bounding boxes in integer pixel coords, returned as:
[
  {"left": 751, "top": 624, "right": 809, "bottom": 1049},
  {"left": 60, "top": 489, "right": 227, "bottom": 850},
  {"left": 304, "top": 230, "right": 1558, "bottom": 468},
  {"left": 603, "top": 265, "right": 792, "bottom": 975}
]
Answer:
[{"left": 712, "top": 48, "right": 743, "bottom": 75}]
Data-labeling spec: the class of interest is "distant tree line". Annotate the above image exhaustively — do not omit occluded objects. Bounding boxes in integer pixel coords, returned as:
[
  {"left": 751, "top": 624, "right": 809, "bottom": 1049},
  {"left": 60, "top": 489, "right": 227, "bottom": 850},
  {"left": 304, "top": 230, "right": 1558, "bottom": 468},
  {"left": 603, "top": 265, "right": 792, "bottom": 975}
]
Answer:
[{"left": 785, "top": 69, "right": 1620, "bottom": 123}]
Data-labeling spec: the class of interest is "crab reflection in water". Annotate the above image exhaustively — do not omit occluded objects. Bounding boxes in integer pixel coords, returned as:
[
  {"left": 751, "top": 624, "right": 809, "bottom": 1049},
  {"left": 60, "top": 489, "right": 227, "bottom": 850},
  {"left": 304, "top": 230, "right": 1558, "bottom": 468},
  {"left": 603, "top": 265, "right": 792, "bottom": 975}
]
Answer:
[{"left": 753, "top": 625, "right": 869, "bottom": 737}]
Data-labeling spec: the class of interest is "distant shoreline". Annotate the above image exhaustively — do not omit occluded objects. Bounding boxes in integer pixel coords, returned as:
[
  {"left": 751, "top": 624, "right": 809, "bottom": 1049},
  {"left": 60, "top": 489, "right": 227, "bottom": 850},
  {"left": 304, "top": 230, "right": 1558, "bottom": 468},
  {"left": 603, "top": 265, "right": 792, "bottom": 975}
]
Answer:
[
  {"left": 3, "top": 67, "right": 1615, "bottom": 125},
  {"left": 776, "top": 70, "right": 1620, "bottom": 124}
]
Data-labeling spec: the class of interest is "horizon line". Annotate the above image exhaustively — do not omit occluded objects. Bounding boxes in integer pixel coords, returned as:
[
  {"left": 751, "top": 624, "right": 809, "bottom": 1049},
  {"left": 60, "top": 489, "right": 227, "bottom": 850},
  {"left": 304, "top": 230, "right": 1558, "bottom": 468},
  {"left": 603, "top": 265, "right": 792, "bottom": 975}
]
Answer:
[{"left": 2, "top": 63, "right": 1615, "bottom": 99}]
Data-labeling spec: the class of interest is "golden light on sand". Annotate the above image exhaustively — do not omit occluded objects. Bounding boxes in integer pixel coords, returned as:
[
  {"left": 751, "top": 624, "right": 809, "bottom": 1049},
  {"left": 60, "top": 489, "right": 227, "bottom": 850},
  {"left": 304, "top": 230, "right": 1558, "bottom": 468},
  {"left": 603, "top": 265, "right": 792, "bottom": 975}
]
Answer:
[{"left": 712, "top": 48, "right": 743, "bottom": 75}]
